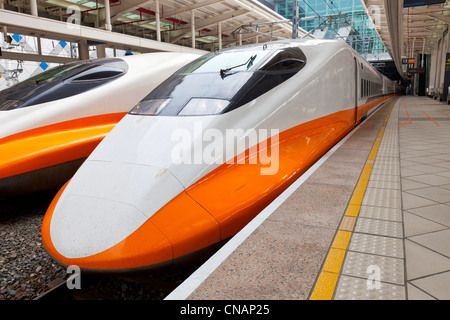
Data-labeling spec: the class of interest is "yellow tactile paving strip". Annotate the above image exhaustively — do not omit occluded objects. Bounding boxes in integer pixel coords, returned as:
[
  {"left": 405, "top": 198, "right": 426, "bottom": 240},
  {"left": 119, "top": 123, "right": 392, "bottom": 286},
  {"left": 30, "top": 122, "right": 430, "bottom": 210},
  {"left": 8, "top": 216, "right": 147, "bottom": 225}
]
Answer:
[{"left": 309, "top": 101, "right": 396, "bottom": 300}]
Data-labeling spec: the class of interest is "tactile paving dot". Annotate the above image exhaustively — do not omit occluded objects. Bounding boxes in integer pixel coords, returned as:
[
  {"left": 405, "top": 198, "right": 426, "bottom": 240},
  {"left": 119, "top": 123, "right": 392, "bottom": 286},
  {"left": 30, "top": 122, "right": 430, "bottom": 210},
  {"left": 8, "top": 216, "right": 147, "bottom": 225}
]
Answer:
[
  {"left": 341, "top": 251, "right": 405, "bottom": 285},
  {"left": 358, "top": 205, "right": 402, "bottom": 222},
  {"left": 361, "top": 188, "right": 402, "bottom": 209},
  {"left": 373, "top": 163, "right": 401, "bottom": 171},
  {"left": 369, "top": 174, "right": 400, "bottom": 183},
  {"left": 373, "top": 162, "right": 400, "bottom": 171},
  {"left": 334, "top": 275, "right": 406, "bottom": 300},
  {"left": 354, "top": 218, "right": 403, "bottom": 238},
  {"left": 371, "top": 169, "right": 401, "bottom": 177},
  {"left": 348, "top": 233, "right": 404, "bottom": 258},
  {"left": 379, "top": 147, "right": 398, "bottom": 152},
  {"left": 367, "top": 179, "right": 400, "bottom": 190},
  {"left": 376, "top": 150, "right": 399, "bottom": 158}
]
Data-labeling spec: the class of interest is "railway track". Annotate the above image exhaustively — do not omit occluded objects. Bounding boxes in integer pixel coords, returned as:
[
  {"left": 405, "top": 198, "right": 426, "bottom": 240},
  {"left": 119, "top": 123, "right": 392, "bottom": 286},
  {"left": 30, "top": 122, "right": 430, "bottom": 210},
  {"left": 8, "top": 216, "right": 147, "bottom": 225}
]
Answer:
[
  {"left": 34, "top": 272, "right": 188, "bottom": 300},
  {"left": 0, "top": 190, "right": 207, "bottom": 300}
]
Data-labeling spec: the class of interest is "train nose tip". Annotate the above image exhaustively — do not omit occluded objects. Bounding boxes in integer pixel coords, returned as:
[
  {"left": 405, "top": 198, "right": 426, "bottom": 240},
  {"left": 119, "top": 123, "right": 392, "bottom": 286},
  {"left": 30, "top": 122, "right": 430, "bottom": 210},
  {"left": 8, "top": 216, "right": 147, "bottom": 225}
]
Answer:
[
  {"left": 49, "top": 194, "right": 149, "bottom": 259},
  {"left": 42, "top": 195, "right": 173, "bottom": 270},
  {"left": 42, "top": 160, "right": 185, "bottom": 271}
]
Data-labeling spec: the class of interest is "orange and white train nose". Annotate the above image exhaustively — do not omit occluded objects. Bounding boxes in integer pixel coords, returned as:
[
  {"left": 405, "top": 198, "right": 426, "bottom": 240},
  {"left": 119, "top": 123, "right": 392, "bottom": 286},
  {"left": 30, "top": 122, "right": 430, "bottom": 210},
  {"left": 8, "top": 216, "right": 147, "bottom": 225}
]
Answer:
[
  {"left": 41, "top": 115, "right": 223, "bottom": 272},
  {"left": 42, "top": 161, "right": 222, "bottom": 271}
]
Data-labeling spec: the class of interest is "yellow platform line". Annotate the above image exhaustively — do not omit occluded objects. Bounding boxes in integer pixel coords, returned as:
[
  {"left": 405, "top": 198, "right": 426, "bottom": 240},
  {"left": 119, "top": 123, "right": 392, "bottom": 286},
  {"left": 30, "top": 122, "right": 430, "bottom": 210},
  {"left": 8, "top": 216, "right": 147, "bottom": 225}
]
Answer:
[{"left": 309, "top": 99, "right": 396, "bottom": 300}]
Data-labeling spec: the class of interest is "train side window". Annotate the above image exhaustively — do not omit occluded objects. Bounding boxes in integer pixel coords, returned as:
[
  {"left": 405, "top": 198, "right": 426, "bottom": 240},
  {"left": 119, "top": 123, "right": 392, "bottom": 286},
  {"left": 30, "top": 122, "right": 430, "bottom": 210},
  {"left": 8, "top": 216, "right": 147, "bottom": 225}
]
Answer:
[
  {"left": 361, "top": 79, "right": 363, "bottom": 97},
  {"left": 25, "top": 63, "right": 91, "bottom": 84},
  {"left": 263, "top": 58, "right": 305, "bottom": 71},
  {"left": 0, "top": 59, "right": 129, "bottom": 110},
  {"left": 362, "top": 79, "right": 365, "bottom": 97},
  {"left": 71, "top": 61, "right": 128, "bottom": 81},
  {"left": 260, "top": 47, "right": 306, "bottom": 72},
  {"left": 71, "top": 66, "right": 125, "bottom": 81}
]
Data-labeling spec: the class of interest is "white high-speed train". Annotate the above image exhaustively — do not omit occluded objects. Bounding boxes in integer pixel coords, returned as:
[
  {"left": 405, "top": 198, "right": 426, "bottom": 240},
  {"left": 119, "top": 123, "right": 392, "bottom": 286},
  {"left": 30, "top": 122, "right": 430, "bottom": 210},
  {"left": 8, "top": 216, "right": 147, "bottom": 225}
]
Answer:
[
  {"left": 0, "top": 52, "right": 200, "bottom": 196},
  {"left": 42, "top": 39, "right": 398, "bottom": 272}
]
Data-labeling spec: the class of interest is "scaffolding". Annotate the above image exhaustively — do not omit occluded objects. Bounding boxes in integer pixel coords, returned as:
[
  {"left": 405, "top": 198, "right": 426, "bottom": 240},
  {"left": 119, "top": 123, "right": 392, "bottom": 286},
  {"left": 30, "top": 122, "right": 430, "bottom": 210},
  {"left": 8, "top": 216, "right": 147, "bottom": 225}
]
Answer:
[{"left": 268, "top": 0, "right": 388, "bottom": 57}]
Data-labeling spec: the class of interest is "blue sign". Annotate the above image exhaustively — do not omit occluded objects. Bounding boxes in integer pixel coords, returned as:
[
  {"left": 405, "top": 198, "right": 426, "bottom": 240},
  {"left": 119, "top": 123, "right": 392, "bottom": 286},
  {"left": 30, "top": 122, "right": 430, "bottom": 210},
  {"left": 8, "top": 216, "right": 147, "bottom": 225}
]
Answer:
[
  {"left": 11, "top": 34, "right": 22, "bottom": 43},
  {"left": 39, "top": 62, "right": 49, "bottom": 70}
]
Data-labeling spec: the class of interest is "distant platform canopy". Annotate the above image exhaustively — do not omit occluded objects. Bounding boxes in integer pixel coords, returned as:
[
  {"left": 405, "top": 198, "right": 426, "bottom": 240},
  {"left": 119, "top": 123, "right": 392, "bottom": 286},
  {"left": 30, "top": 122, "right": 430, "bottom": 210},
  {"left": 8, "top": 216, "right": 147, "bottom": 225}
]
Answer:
[{"left": 0, "top": 0, "right": 309, "bottom": 55}]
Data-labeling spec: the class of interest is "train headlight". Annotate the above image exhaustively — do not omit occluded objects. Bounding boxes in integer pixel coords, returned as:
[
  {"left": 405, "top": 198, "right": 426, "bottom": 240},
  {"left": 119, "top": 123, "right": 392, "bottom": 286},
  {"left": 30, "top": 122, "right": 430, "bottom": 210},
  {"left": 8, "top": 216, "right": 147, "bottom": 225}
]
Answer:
[
  {"left": 130, "top": 98, "right": 172, "bottom": 115},
  {"left": 178, "top": 98, "right": 229, "bottom": 116}
]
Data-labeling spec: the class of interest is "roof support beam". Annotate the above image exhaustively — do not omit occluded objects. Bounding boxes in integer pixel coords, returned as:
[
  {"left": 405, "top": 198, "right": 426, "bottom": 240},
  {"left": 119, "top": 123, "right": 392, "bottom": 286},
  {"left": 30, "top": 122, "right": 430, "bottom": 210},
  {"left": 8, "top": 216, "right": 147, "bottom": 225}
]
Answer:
[
  {"left": 30, "top": 0, "right": 38, "bottom": 17},
  {"left": 169, "top": 8, "right": 249, "bottom": 44},
  {"left": 0, "top": 9, "right": 205, "bottom": 54},
  {"left": 104, "top": 0, "right": 112, "bottom": 31},
  {"left": 382, "top": 0, "right": 404, "bottom": 79},
  {"left": 428, "top": 13, "right": 450, "bottom": 25},
  {"left": 191, "top": 9, "right": 195, "bottom": 48},
  {"left": 111, "top": 1, "right": 154, "bottom": 23},
  {"left": 162, "top": 0, "right": 224, "bottom": 20},
  {"left": 0, "top": 50, "right": 78, "bottom": 63},
  {"left": 218, "top": 21, "right": 222, "bottom": 49},
  {"left": 425, "top": 27, "right": 445, "bottom": 37},
  {"left": 155, "top": 0, "right": 161, "bottom": 41},
  {"left": 111, "top": 0, "right": 224, "bottom": 24}
]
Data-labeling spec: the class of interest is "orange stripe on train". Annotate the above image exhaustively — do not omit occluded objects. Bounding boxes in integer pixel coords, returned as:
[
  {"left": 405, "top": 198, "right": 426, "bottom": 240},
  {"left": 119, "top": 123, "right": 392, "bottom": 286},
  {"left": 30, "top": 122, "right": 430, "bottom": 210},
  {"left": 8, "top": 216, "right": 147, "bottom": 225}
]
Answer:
[{"left": 0, "top": 113, "right": 126, "bottom": 180}]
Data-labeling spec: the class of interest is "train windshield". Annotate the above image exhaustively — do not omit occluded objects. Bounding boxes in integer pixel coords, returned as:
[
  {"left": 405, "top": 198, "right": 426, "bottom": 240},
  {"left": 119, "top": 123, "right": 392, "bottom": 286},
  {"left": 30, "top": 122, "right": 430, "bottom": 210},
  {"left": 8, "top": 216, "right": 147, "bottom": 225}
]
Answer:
[
  {"left": 177, "top": 50, "right": 271, "bottom": 74},
  {"left": 130, "top": 45, "right": 307, "bottom": 116},
  {"left": 0, "top": 59, "right": 128, "bottom": 110},
  {"left": 25, "top": 63, "right": 93, "bottom": 84},
  {"left": 25, "top": 60, "right": 127, "bottom": 84}
]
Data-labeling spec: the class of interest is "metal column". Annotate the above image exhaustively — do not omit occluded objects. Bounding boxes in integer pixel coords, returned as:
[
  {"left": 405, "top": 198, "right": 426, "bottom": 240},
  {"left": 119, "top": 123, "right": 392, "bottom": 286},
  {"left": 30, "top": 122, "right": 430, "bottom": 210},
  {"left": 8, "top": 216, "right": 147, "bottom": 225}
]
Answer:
[
  {"left": 155, "top": 0, "right": 161, "bottom": 41},
  {"left": 104, "top": 0, "right": 112, "bottom": 31},
  {"left": 191, "top": 9, "right": 195, "bottom": 49}
]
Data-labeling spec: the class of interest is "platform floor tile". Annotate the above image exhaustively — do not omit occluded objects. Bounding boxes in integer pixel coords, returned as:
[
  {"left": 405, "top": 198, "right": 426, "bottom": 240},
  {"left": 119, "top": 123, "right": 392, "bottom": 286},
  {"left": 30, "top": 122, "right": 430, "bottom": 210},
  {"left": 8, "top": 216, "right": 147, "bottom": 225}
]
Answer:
[{"left": 334, "top": 96, "right": 450, "bottom": 300}]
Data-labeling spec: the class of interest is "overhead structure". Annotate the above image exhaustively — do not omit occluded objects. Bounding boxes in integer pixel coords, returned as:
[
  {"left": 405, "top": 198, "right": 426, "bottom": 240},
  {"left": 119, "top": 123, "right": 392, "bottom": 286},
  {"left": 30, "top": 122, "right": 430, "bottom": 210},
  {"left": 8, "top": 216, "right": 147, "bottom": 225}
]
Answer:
[
  {"left": 0, "top": 0, "right": 309, "bottom": 61},
  {"left": 361, "top": 0, "right": 404, "bottom": 77},
  {"left": 362, "top": 0, "right": 450, "bottom": 82}
]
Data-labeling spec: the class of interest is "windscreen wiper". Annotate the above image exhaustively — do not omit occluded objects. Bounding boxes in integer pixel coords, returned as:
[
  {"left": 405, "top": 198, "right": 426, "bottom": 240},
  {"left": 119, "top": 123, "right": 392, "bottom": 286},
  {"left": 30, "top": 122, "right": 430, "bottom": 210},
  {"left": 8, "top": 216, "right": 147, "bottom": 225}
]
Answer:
[{"left": 220, "top": 55, "right": 257, "bottom": 78}]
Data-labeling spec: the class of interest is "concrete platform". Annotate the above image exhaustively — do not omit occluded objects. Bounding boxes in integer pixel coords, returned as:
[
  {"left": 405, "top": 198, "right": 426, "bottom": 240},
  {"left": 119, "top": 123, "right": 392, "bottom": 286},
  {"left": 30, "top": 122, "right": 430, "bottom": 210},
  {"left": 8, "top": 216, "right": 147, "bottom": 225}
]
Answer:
[{"left": 166, "top": 95, "right": 450, "bottom": 300}]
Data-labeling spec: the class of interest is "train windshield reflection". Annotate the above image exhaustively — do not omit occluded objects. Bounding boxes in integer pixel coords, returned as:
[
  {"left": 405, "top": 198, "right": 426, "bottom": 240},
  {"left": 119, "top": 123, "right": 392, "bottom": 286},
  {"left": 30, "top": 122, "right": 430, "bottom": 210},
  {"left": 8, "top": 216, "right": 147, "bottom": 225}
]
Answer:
[{"left": 177, "top": 50, "right": 271, "bottom": 74}]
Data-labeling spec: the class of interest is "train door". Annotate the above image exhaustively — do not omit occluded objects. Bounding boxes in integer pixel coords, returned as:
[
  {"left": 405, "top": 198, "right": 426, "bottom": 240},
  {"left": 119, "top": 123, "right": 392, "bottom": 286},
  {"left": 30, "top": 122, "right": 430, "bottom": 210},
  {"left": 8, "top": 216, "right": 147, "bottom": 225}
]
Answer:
[{"left": 354, "top": 57, "right": 358, "bottom": 126}]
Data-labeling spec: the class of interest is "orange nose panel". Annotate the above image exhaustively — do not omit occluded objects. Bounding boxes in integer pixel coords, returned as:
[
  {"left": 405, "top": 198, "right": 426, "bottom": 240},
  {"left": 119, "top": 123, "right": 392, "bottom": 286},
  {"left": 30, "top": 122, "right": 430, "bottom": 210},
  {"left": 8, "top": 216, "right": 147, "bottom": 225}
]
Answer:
[
  {"left": 42, "top": 187, "right": 220, "bottom": 271},
  {"left": 0, "top": 113, "right": 126, "bottom": 180},
  {"left": 42, "top": 182, "right": 172, "bottom": 271}
]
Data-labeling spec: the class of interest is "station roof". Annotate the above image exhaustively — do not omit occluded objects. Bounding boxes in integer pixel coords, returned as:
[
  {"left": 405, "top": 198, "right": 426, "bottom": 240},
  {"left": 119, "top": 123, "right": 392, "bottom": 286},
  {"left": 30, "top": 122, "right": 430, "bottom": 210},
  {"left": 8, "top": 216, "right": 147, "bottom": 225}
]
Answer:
[
  {"left": 362, "top": 0, "right": 450, "bottom": 78},
  {"left": 0, "top": 0, "right": 308, "bottom": 56}
]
